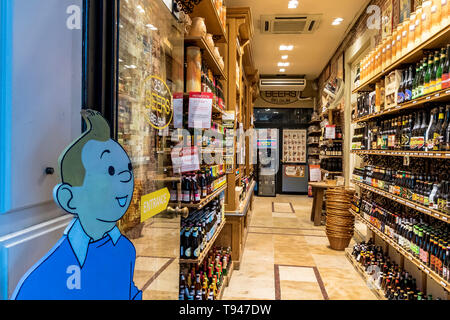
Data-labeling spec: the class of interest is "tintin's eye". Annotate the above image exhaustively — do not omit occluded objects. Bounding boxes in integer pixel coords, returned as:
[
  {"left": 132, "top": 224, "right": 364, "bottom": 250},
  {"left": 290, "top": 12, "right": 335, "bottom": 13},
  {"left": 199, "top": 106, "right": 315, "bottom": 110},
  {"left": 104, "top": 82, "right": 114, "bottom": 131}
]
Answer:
[
  {"left": 128, "top": 162, "right": 133, "bottom": 171},
  {"left": 108, "top": 166, "right": 115, "bottom": 176}
]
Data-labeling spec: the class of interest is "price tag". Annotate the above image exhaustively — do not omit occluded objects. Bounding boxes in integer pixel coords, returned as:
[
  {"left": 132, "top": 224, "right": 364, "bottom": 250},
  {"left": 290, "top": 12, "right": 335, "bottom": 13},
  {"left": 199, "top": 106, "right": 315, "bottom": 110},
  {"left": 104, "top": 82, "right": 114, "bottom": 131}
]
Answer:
[
  {"left": 440, "top": 281, "right": 447, "bottom": 287},
  {"left": 426, "top": 96, "right": 431, "bottom": 100},
  {"left": 425, "top": 269, "right": 430, "bottom": 274},
  {"left": 434, "top": 213, "right": 440, "bottom": 218},
  {"left": 436, "top": 154, "right": 441, "bottom": 157},
  {"left": 442, "top": 216, "right": 448, "bottom": 221},
  {"left": 413, "top": 101, "right": 417, "bottom": 104},
  {"left": 422, "top": 208, "right": 431, "bottom": 214},
  {"left": 435, "top": 93, "right": 440, "bottom": 97}
]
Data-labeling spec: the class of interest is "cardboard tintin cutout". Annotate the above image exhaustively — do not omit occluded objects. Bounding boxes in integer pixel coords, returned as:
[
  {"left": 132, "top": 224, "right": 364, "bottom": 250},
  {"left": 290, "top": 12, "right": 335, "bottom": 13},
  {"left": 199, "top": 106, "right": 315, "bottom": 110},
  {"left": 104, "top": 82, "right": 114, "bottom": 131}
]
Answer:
[{"left": 12, "top": 110, "right": 142, "bottom": 300}]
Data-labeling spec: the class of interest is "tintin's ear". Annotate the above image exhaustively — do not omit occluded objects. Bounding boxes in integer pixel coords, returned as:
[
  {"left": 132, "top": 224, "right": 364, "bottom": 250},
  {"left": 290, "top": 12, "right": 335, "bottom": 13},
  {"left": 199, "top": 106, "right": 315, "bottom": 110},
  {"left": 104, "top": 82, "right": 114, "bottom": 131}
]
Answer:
[{"left": 53, "top": 183, "right": 77, "bottom": 214}]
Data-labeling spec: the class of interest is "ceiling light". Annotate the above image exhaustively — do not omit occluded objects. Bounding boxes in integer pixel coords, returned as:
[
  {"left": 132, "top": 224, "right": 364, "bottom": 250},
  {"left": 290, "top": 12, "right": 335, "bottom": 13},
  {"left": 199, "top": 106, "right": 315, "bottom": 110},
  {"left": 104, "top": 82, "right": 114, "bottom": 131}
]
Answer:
[
  {"left": 146, "top": 24, "right": 158, "bottom": 30},
  {"left": 332, "top": 18, "right": 344, "bottom": 25},
  {"left": 288, "top": 0, "right": 298, "bottom": 9},
  {"left": 136, "top": 5, "right": 145, "bottom": 13},
  {"left": 281, "top": 55, "right": 288, "bottom": 60},
  {"left": 279, "top": 69, "right": 286, "bottom": 72},
  {"left": 278, "top": 62, "right": 290, "bottom": 67},
  {"left": 279, "top": 45, "right": 294, "bottom": 51}
]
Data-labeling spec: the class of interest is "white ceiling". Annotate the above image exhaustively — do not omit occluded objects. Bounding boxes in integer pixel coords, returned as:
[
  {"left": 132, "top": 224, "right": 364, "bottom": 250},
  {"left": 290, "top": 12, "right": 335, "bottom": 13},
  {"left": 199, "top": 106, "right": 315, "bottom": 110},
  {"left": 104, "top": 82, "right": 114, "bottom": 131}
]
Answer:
[{"left": 227, "top": 0, "right": 369, "bottom": 79}]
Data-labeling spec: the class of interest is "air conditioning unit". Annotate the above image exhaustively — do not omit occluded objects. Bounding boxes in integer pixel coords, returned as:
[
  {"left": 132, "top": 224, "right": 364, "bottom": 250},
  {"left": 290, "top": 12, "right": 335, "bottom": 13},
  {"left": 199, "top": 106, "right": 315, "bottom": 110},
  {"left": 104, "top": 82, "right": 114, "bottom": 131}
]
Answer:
[
  {"left": 259, "top": 78, "right": 306, "bottom": 91},
  {"left": 261, "top": 15, "right": 322, "bottom": 34}
]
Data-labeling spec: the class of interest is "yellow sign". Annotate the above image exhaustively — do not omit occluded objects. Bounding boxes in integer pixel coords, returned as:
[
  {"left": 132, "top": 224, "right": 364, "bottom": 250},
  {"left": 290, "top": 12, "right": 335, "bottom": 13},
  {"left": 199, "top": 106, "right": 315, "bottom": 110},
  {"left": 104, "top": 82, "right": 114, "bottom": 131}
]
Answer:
[
  {"left": 141, "top": 75, "right": 173, "bottom": 130},
  {"left": 140, "top": 188, "right": 170, "bottom": 222}
]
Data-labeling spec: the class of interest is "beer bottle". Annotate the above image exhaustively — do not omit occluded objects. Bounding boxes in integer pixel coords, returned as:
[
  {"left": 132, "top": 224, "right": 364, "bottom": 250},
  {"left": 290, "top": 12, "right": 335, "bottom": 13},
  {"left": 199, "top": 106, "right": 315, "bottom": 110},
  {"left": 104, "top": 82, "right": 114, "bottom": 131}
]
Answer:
[
  {"left": 443, "top": 45, "right": 450, "bottom": 89},
  {"left": 430, "top": 51, "right": 439, "bottom": 93},
  {"left": 436, "top": 47, "right": 445, "bottom": 91},
  {"left": 424, "top": 54, "right": 433, "bottom": 94}
]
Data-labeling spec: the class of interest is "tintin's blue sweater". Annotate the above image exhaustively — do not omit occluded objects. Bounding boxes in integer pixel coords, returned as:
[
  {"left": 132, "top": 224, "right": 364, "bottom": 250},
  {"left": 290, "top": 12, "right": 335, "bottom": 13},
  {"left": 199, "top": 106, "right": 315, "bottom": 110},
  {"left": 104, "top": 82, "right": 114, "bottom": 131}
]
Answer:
[{"left": 12, "top": 234, "right": 142, "bottom": 300}]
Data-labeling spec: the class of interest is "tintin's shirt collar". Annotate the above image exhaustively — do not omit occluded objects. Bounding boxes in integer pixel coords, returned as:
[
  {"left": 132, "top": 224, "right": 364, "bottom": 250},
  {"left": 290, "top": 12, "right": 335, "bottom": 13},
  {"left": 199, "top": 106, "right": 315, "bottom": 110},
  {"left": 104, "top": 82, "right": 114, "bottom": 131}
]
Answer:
[{"left": 64, "top": 218, "right": 121, "bottom": 267}]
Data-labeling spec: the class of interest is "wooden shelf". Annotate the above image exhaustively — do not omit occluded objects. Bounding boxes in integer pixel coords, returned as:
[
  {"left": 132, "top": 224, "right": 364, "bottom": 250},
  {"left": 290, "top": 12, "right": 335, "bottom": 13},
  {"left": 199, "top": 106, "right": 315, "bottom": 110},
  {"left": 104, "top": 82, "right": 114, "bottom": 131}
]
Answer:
[
  {"left": 349, "top": 208, "right": 450, "bottom": 293},
  {"left": 170, "top": 184, "right": 227, "bottom": 210},
  {"left": 353, "top": 89, "right": 450, "bottom": 123},
  {"left": 184, "top": 36, "right": 227, "bottom": 80},
  {"left": 351, "top": 149, "right": 450, "bottom": 159},
  {"left": 344, "top": 248, "right": 387, "bottom": 300},
  {"left": 352, "top": 25, "right": 450, "bottom": 93},
  {"left": 352, "top": 179, "right": 450, "bottom": 223},
  {"left": 179, "top": 219, "right": 226, "bottom": 265},
  {"left": 320, "top": 155, "right": 343, "bottom": 158},
  {"left": 321, "top": 169, "right": 343, "bottom": 174},
  {"left": 190, "top": 0, "right": 227, "bottom": 41},
  {"left": 226, "top": 180, "right": 255, "bottom": 216}
]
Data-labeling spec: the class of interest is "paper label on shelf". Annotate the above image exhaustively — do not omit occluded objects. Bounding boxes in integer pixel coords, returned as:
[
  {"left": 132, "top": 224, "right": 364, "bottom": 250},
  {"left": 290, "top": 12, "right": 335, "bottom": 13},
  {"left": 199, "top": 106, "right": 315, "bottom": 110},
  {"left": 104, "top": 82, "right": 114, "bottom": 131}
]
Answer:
[
  {"left": 325, "top": 125, "right": 336, "bottom": 139},
  {"left": 309, "top": 165, "right": 321, "bottom": 182},
  {"left": 173, "top": 93, "right": 183, "bottom": 128},
  {"left": 140, "top": 187, "right": 170, "bottom": 223},
  {"left": 188, "top": 92, "right": 213, "bottom": 128},
  {"left": 171, "top": 146, "right": 200, "bottom": 173}
]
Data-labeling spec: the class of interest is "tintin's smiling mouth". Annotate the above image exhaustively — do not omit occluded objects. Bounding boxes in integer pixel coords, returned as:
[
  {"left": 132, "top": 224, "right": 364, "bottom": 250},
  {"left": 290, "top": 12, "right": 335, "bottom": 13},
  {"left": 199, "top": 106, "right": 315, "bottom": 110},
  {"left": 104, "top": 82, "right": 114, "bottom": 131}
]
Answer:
[{"left": 116, "top": 196, "right": 128, "bottom": 208}]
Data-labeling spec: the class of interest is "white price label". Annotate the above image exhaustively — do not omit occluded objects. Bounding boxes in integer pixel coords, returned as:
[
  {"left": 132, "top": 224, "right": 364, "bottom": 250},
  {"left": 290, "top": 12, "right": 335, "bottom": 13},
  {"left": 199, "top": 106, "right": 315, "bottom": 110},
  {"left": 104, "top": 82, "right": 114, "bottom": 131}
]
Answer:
[
  {"left": 442, "top": 216, "right": 448, "bottom": 221},
  {"left": 440, "top": 281, "right": 447, "bottom": 287}
]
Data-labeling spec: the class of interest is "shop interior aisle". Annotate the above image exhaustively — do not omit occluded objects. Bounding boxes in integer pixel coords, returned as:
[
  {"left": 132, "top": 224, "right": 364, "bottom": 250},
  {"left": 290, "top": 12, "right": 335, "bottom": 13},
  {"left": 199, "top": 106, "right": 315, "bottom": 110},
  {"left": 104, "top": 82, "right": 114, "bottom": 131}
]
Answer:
[{"left": 222, "top": 195, "right": 377, "bottom": 300}]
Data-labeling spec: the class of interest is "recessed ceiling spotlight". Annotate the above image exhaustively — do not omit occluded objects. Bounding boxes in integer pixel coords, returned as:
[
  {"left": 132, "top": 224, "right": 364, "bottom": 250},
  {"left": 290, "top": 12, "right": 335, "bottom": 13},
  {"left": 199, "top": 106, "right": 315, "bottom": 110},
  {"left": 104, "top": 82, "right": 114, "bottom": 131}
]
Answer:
[
  {"left": 288, "top": 0, "right": 299, "bottom": 9},
  {"left": 279, "top": 68, "right": 286, "bottom": 72},
  {"left": 279, "top": 45, "right": 294, "bottom": 51},
  {"left": 146, "top": 24, "right": 158, "bottom": 30},
  {"left": 332, "top": 18, "right": 344, "bottom": 25},
  {"left": 136, "top": 5, "right": 145, "bottom": 13},
  {"left": 278, "top": 62, "right": 290, "bottom": 67},
  {"left": 281, "top": 55, "right": 288, "bottom": 60}
]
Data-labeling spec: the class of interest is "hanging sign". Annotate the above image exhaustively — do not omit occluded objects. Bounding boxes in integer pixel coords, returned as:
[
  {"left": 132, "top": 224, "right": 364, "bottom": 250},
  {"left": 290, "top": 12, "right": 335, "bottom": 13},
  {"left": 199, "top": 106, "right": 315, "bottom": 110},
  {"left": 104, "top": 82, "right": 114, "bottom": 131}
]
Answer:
[
  {"left": 309, "top": 165, "right": 321, "bottom": 182},
  {"left": 140, "top": 188, "right": 171, "bottom": 222},
  {"left": 260, "top": 91, "right": 299, "bottom": 105},
  {"left": 171, "top": 146, "right": 200, "bottom": 173},
  {"left": 188, "top": 92, "right": 213, "bottom": 128},
  {"left": 325, "top": 125, "right": 336, "bottom": 139}
]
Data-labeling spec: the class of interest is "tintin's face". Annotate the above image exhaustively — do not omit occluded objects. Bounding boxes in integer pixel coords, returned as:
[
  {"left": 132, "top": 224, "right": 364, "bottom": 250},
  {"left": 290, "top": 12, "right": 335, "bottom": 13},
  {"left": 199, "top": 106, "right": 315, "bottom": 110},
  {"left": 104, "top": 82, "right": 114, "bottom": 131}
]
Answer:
[{"left": 73, "top": 139, "right": 134, "bottom": 222}]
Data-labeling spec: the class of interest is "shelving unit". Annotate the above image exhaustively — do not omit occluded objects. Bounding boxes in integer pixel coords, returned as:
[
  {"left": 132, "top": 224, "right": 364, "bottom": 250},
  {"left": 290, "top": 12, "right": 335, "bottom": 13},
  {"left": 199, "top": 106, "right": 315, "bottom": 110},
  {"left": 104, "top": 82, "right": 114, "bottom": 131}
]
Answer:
[
  {"left": 353, "top": 89, "right": 450, "bottom": 123},
  {"left": 353, "top": 26, "right": 450, "bottom": 94},
  {"left": 352, "top": 179, "right": 450, "bottom": 223},
  {"left": 349, "top": 19, "right": 450, "bottom": 299},
  {"left": 184, "top": 36, "right": 227, "bottom": 80},
  {"left": 344, "top": 248, "right": 387, "bottom": 300},
  {"left": 179, "top": 219, "right": 226, "bottom": 264},
  {"left": 190, "top": 0, "right": 227, "bottom": 42},
  {"left": 351, "top": 149, "right": 450, "bottom": 159},
  {"left": 349, "top": 208, "right": 450, "bottom": 294},
  {"left": 170, "top": 184, "right": 227, "bottom": 210}
]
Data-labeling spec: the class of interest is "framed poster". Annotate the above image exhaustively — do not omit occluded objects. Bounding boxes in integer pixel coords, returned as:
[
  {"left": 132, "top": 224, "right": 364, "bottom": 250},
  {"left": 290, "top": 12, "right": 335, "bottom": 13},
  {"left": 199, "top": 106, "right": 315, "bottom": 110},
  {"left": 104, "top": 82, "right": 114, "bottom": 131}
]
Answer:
[
  {"left": 382, "top": 0, "right": 393, "bottom": 39},
  {"left": 284, "top": 165, "right": 305, "bottom": 178},
  {"left": 282, "top": 129, "right": 307, "bottom": 163}
]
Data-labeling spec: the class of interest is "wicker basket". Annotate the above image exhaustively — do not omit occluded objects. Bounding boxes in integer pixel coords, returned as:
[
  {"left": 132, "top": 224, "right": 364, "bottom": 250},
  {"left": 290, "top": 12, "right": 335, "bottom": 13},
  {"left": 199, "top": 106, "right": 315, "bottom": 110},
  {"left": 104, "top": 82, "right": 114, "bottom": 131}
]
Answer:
[{"left": 325, "top": 187, "right": 356, "bottom": 251}]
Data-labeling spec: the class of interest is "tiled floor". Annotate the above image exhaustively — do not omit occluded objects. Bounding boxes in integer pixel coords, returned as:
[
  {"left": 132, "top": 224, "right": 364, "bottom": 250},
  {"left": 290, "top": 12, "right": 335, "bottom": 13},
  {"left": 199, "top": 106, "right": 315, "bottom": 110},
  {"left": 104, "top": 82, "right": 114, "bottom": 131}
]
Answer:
[{"left": 223, "top": 194, "right": 377, "bottom": 300}]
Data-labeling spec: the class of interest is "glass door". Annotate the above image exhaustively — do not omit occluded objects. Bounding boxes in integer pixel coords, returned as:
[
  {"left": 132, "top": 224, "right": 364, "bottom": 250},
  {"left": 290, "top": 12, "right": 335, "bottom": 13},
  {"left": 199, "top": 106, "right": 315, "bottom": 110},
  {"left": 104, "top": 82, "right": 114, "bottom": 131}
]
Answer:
[{"left": 116, "top": 0, "right": 183, "bottom": 300}]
